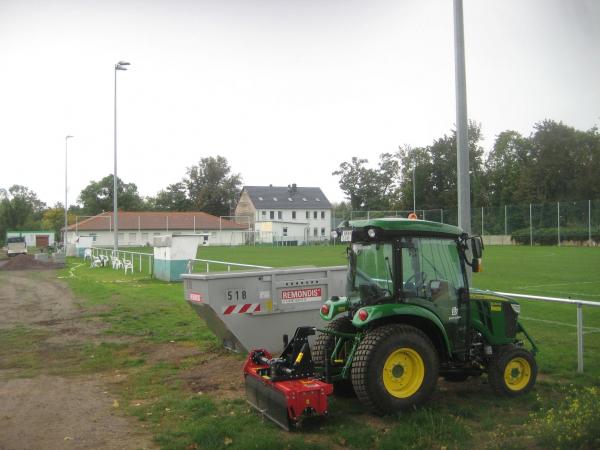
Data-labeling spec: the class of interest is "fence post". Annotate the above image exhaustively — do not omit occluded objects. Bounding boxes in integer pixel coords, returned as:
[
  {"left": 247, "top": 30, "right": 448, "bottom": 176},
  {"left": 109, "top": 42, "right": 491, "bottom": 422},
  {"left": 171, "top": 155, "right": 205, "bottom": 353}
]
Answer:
[
  {"left": 504, "top": 205, "right": 507, "bottom": 244},
  {"left": 139, "top": 254, "right": 142, "bottom": 272},
  {"left": 589, "top": 199, "right": 592, "bottom": 246},
  {"left": 481, "top": 206, "right": 484, "bottom": 236},
  {"left": 577, "top": 303, "right": 584, "bottom": 373},
  {"left": 529, "top": 203, "right": 533, "bottom": 246},
  {"left": 148, "top": 255, "right": 152, "bottom": 275},
  {"left": 441, "top": 209, "right": 444, "bottom": 223},
  {"left": 557, "top": 202, "right": 561, "bottom": 246}
]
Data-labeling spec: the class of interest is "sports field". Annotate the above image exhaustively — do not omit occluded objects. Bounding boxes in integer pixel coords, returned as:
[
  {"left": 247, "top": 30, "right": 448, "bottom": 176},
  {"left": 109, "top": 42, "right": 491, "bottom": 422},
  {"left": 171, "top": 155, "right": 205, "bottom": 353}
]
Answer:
[{"left": 5, "top": 245, "right": 596, "bottom": 449}]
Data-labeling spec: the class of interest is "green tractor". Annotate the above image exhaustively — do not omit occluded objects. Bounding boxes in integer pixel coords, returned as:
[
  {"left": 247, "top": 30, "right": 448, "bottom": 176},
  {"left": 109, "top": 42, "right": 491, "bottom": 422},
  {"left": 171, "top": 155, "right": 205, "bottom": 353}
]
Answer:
[
  {"left": 243, "top": 218, "right": 538, "bottom": 428},
  {"left": 313, "top": 218, "right": 538, "bottom": 414}
]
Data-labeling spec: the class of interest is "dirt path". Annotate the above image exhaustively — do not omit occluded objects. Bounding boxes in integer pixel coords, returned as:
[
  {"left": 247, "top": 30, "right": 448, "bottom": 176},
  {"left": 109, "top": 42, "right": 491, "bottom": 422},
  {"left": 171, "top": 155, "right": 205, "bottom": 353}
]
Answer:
[{"left": 0, "top": 270, "right": 155, "bottom": 450}]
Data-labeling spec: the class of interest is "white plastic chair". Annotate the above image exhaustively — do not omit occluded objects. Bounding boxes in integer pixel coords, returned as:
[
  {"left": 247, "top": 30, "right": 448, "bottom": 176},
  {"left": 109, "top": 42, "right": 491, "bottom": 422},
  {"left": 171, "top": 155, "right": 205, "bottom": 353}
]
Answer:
[
  {"left": 84, "top": 248, "right": 92, "bottom": 260},
  {"left": 123, "top": 260, "right": 134, "bottom": 274},
  {"left": 90, "top": 256, "right": 102, "bottom": 268},
  {"left": 114, "top": 259, "right": 124, "bottom": 270}
]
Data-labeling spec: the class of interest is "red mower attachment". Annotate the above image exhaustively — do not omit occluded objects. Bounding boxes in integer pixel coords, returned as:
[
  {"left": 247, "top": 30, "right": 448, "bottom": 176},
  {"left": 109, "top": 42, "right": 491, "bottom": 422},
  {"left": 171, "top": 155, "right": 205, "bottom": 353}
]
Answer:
[{"left": 243, "top": 327, "right": 334, "bottom": 430}]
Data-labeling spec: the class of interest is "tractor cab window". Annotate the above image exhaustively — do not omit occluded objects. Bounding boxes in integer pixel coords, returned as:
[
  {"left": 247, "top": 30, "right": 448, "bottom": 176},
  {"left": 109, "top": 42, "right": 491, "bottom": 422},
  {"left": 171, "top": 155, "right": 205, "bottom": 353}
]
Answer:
[
  {"left": 347, "top": 243, "right": 394, "bottom": 303},
  {"left": 401, "top": 237, "right": 464, "bottom": 304}
]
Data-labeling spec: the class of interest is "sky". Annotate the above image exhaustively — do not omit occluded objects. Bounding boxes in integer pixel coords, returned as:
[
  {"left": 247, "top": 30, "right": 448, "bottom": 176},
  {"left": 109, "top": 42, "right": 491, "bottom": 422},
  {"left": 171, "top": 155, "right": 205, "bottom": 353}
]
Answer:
[{"left": 1, "top": 0, "right": 599, "bottom": 207}]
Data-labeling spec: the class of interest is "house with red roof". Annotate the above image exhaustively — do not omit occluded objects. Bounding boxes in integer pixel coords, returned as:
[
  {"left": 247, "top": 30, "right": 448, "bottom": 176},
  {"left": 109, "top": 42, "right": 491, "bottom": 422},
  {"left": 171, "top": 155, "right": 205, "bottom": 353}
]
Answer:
[{"left": 65, "top": 211, "right": 250, "bottom": 247}]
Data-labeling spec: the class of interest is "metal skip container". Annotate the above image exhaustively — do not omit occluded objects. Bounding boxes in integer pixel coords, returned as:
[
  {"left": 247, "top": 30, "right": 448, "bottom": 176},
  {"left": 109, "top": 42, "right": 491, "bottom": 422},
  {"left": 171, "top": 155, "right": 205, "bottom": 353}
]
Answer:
[{"left": 182, "top": 266, "right": 347, "bottom": 353}]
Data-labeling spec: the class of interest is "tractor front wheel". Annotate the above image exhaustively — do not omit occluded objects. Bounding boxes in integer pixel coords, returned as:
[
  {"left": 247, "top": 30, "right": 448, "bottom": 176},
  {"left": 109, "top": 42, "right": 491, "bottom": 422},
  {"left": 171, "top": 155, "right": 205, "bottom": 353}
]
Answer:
[
  {"left": 488, "top": 347, "right": 537, "bottom": 397},
  {"left": 351, "top": 324, "right": 439, "bottom": 414}
]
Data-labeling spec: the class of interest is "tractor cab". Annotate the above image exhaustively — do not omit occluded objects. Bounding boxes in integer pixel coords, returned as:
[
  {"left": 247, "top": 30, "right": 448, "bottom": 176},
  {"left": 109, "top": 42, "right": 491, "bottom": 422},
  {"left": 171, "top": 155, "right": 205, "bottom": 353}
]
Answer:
[{"left": 326, "top": 218, "right": 483, "bottom": 359}]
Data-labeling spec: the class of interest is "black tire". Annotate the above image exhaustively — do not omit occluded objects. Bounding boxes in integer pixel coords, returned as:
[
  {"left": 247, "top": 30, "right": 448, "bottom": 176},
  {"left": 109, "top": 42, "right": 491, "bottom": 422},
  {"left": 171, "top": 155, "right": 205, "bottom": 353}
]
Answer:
[
  {"left": 488, "top": 347, "right": 537, "bottom": 397},
  {"left": 313, "top": 316, "right": 356, "bottom": 395},
  {"left": 351, "top": 324, "right": 439, "bottom": 414}
]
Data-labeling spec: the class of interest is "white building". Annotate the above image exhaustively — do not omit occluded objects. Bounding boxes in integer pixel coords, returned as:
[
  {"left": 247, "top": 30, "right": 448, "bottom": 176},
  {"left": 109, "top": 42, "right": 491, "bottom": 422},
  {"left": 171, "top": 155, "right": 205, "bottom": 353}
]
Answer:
[
  {"left": 6, "top": 230, "right": 55, "bottom": 248},
  {"left": 235, "top": 184, "right": 332, "bottom": 244},
  {"left": 65, "top": 211, "right": 250, "bottom": 247}
]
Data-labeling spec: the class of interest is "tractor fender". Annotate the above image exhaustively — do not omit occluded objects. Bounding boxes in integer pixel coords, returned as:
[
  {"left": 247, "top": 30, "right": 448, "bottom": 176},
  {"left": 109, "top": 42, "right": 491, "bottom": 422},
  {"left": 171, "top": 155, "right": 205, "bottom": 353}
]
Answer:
[{"left": 351, "top": 304, "right": 453, "bottom": 359}]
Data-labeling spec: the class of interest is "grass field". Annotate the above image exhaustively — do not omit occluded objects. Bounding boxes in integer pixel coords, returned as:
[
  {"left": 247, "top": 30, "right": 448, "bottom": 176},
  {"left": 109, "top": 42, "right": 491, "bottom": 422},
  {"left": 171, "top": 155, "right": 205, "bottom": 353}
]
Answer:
[{"left": 17, "top": 245, "right": 600, "bottom": 449}]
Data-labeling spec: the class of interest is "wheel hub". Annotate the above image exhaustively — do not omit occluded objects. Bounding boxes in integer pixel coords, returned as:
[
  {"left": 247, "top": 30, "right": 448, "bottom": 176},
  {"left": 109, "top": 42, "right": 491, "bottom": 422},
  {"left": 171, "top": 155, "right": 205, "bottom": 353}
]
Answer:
[{"left": 382, "top": 348, "right": 425, "bottom": 398}]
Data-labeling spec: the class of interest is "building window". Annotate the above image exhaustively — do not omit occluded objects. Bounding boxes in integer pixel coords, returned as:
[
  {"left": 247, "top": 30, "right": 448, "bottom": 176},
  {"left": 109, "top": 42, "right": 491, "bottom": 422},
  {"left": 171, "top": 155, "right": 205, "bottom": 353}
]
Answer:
[
  {"left": 313, "top": 211, "right": 317, "bottom": 219},
  {"left": 278, "top": 211, "right": 282, "bottom": 220},
  {"left": 283, "top": 227, "right": 288, "bottom": 237},
  {"left": 262, "top": 211, "right": 266, "bottom": 218},
  {"left": 118, "top": 232, "right": 124, "bottom": 240},
  {"left": 321, "top": 227, "right": 325, "bottom": 236},
  {"left": 292, "top": 211, "right": 296, "bottom": 220},
  {"left": 270, "top": 211, "right": 274, "bottom": 219},
  {"left": 129, "top": 232, "right": 136, "bottom": 242},
  {"left": 306, "top": 211, "right": 310, "bottom": 219},
  {"left": 313, "top": 227, "right": 318, "bottom": 237},
  {"left": 90, "top": 233, "right": 97, "bottom": 242},
  {"left": 142, "top": 232, "right": 148, "bottom": 243},
  {"left": 321, "top": 211, "right": 325, "bottom": 219}
]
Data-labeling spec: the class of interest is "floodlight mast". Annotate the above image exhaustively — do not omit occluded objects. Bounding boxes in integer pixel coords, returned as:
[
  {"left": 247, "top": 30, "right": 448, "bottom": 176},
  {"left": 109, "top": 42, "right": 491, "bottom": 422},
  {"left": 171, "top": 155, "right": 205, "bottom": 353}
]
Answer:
[
  {"left": 453, "top": 0, "right": 471, "bottom": 236},
  {"left": 64, "top": 135, "right": 74, "bottom": 246},
  {"left": 113, "top": 60, "right": 131, "bottom": 253}
]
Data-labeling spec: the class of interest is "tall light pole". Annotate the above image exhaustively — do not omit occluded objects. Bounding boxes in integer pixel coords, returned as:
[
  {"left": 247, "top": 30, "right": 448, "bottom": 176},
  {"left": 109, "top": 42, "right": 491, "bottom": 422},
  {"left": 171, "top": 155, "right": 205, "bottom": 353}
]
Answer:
[
  {"left": 453, "top": 0, "right": 471, "bottom": 235},
  {"left": 412, "top": 163, "right": 416, "bottom": 213},
  {"left": 114, "top": 60, "right": 130, "bottom": 253},
  {"left": 64, "top": 135, "right": 74, "bottom": 246}
]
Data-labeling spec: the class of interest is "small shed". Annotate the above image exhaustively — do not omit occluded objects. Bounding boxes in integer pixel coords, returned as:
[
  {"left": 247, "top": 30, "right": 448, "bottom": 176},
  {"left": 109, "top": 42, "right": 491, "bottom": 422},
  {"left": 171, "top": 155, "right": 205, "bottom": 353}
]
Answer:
[{"left": 6, "top": 231, "right": 55, "bottom": 248}]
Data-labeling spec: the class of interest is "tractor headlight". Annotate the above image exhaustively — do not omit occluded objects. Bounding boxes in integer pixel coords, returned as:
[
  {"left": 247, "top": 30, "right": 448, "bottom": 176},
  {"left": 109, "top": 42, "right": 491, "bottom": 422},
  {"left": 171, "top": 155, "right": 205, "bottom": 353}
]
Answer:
[
  {"left": 367, "top": 228, "right": 376, "bottom": 238},
  {"left": 510, "top": 303, "right": 521, "bottom": 314}
]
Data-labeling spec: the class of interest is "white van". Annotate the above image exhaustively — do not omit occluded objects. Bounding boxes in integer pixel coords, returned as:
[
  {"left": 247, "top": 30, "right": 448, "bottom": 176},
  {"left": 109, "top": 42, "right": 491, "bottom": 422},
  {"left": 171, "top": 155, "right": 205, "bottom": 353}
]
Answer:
[{"left": 7, "top": 236, "right": 27, "bottom": 256}]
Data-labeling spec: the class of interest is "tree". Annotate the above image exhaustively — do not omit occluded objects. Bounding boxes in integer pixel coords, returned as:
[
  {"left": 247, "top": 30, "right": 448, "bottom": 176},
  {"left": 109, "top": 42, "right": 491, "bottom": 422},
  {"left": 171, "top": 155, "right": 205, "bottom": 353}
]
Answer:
[
  {"left": 0, "top": 185, "right": 46, "bottom": 243},
  {"left": 41, "top": 204, "right": 76, "bottom": 241},
  {"left": 184, "top": 156, "right": 242, "bottom": 216},
  {"left": 153, "top": 182, "right": 192, "bottom": 211},
  {"left": 78, "top": 175, "right": 144, "bottom": 216},
  {"left": 332, "top": 155, "right": 398, "bottom": 211}
]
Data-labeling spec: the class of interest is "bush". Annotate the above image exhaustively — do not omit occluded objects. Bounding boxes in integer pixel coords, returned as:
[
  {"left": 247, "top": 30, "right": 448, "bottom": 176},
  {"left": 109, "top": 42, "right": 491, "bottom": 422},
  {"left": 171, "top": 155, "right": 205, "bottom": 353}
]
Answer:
[
  {"left": 511, "top": 227, "right": 600, "bottom": 245},
  {"left": 531, "top": 386, "right": 600, "bottom": 449}
]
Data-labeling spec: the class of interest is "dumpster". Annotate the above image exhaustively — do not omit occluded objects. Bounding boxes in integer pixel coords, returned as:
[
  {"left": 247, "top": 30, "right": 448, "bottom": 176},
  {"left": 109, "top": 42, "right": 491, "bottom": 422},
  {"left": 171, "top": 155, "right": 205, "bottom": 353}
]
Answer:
[{"left": 182, "top": 266, "right": 347, "bottom": 353}]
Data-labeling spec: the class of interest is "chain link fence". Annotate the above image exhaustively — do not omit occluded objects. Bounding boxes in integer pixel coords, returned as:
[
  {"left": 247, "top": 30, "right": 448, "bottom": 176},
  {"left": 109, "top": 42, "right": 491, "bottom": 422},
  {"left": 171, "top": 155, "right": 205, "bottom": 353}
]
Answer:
[{"left": 333, "top": 199, "right": 600, "bottom": 246}]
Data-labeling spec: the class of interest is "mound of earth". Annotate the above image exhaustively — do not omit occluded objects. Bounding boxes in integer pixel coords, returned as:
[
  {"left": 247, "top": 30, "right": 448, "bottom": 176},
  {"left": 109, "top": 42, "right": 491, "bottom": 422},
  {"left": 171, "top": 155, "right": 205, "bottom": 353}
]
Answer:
[{"left": 0, "top": 254, "right": 63, "bottom": 271}]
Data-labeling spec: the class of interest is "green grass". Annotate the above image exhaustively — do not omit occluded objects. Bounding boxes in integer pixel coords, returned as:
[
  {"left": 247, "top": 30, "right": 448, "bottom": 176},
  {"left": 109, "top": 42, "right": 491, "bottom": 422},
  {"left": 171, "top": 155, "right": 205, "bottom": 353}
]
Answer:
[{"left": 5, "top": 245, "right": 598, "bottom": 449}]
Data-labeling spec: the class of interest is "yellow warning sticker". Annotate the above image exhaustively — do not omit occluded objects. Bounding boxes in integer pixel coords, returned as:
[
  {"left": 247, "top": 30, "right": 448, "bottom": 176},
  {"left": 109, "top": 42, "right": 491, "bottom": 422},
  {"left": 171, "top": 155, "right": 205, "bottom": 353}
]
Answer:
[{"left": 490, "top": 303, "right": 502, "bottom": 312}]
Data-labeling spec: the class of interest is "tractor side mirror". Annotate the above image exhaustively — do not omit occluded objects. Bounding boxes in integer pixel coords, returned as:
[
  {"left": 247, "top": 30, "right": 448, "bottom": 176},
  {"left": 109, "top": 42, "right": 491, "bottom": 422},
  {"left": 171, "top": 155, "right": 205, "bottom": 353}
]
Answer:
[
  {"left": 470, "top": 237, "right": 483, "bottom": 273},
  {"left": 470, "top": 237, "right": 483, "bottom": 259}
]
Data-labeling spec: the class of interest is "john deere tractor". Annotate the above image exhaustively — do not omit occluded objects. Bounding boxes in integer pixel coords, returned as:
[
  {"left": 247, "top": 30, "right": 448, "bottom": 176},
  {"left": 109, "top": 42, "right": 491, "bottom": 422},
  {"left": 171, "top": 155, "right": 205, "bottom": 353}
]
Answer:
[{"left": 244, "top": 218, "right": 538, "bottom": 428}]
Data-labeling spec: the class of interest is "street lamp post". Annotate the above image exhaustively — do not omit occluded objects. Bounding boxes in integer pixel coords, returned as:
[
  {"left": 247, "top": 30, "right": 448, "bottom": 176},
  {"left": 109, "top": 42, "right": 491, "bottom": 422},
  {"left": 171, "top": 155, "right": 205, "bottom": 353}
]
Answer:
[
  {"left": 412, "top": 163, "right": 416, "bottom": 214},
  {"left": 64, "top": 135, "right": 74, "bottom": 246},
  {"left": 113, "top": 60, "right": 130, "bottom": 253}
]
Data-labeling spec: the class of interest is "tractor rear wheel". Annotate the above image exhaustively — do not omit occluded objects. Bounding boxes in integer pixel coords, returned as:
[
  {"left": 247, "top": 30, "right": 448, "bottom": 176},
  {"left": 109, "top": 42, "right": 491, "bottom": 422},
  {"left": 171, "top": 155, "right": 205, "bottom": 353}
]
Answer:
[
  {"left": 351, "top": 324, "right": 439, "bottom": 414},
  {"left": 488, "top": 347, "right": 537, "bottom": 397},
  {"left": 313, "top": 316, "right": 356, "bottom": 395}
]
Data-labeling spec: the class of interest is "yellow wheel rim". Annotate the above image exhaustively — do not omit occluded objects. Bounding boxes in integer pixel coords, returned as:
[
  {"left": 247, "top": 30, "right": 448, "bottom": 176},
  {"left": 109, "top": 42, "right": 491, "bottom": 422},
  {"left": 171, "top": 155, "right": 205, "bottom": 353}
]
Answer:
[
  {"left": 382, "top": 348, "right": 425, "bottom": 398},
  {"left": 503, "top": 357, "right": 531, "bottom": 391}
]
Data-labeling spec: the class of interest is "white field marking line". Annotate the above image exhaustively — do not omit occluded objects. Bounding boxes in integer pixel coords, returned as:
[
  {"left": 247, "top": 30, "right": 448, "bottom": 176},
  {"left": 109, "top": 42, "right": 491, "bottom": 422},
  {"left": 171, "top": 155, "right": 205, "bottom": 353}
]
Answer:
[
  {"left": 516, "top": 281, "right": 600, "bottom": 289},
  {"left": 520, "top": 316, "right": 600, "bottom": 332}
]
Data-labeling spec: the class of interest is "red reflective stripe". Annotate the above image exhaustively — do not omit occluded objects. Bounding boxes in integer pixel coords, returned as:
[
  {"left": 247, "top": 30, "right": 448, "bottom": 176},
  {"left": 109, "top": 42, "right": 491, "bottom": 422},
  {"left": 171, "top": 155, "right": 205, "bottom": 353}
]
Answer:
[
  {"left": 223, "top": 305, "right": 236, "bottom": 315},
  {"left": 254, "top": 304, "right": 261, "bottom": 312},
  {"left": 239, "top": 303, "right": 251, "bottom": 313}
]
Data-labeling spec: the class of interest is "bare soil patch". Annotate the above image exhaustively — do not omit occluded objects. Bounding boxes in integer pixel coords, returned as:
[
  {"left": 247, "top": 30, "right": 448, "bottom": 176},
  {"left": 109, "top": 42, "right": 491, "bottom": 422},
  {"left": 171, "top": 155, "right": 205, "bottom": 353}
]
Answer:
[
  {"left": 177, "top": 354, "right": 245, "bottom": 400},
  {"left": 0, "top": 254, "right": 62, "bottom": 271},
  {"left": 0, "top": 270, "right": 155, "bottom": 450}
]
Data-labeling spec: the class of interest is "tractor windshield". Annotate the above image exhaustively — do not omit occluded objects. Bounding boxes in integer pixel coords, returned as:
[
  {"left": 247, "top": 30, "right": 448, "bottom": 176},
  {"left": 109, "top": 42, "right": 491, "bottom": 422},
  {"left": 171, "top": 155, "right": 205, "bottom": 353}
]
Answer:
[
  {"left": 400, "top": 237, "right": 465, "bottom": 302},
  {"left": 347, "top": 243, "right": 394, "bottom": 303}
]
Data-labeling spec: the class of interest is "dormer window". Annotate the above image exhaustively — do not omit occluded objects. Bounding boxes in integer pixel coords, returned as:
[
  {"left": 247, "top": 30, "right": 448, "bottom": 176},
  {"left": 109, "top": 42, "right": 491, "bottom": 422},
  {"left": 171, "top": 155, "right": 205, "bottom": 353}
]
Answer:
[
  {"left": 302, "top": 198, "right": 307, "bottom": 201},
  {"left": 273, "top": 197, "right": 278, "bottom": 201},
  {"left": 258, "top": 197, "right": 263, "bottom": 201},
  {"left": 315, "top": 198, "right": 321, "bottom": 202},
  {"left": 288, "top": 197, "right": 293, "bottom": 201}
]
